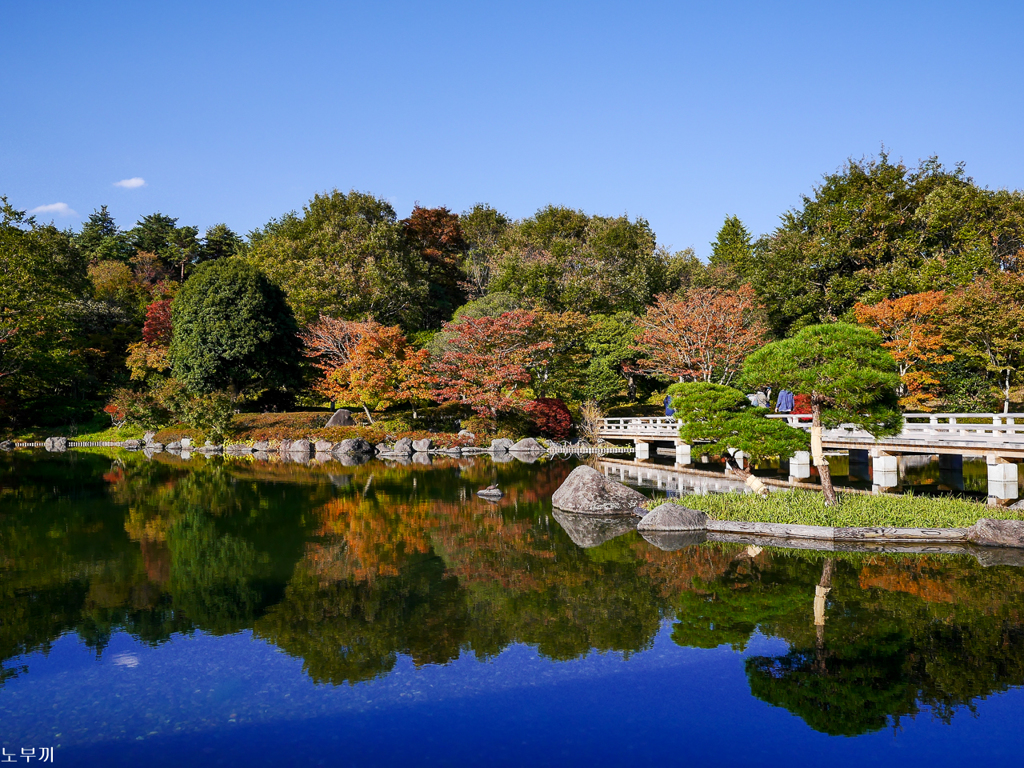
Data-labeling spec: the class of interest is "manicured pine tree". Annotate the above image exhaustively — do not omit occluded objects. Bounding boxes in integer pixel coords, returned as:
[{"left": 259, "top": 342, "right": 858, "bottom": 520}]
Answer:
[{"left": 739, "top": 323, "right": 902, "bottom": 505}]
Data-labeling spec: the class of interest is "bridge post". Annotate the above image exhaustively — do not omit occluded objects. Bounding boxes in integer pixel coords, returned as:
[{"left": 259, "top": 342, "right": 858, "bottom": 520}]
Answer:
[
  {"left": 789, "top": 451, "right": 811, "bottom": 480},
  {"left": 987, "top": 456, "right": 1019, "bottom": 501},
  {"left": 634, "top": 439, "right": 650, "bottom": 460},
  {"left": 674, "top": 442, "right": 691, "bottom": 466},
  {"left": 872, "top": 452, "right": 899, "bottom": 492}
]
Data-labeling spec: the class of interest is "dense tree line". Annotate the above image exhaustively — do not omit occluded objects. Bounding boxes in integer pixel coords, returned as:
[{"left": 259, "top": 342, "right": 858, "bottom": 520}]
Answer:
[{"left": 2, "top": 150, "right": 1023, "bottom": 433}]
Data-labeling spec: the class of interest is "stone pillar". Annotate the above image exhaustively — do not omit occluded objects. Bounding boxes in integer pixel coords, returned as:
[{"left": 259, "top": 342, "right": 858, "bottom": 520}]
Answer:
[
  {"left": 872, "top": 453, "right": 899, "bottom": 492},
  {"left": 675, "top": 442, "right": 691, "bottom": 466},
  {"left": 987, "top": 456, "right": 1019, "bottom": 500},
  {"left": 789, "top": 450, "right": 811, "bottom": 481},
  {"left": 634, "top": 440, "right": 650, "bottom": 460}
]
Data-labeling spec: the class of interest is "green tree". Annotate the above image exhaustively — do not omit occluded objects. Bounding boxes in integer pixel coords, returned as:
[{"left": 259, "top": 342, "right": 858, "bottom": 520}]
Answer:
[
  {"left": 583, "top": 313, "right": 641, "bottom": 403},
  {"left": 76, "top": 206, "right": 133, "bottom": 263},
  {"left": 247, "top": 189, "right": 429, "bottom": 329},
  {"left": 0, "top": 197, "right": 91, "bottom": 424},
  {"left": 199, "top": 223, "right": 243, "bottom": 262},
  {"left": 168, "top": 259, "right": 302, "bottom": 398},
  {"left": 709, "top": 215, "right": 754, "bottom": 278},
  {"left": 459, "top": 203, "right": 511, "bottom": 298},
  {"left": 739, "top": 323, "right": 902, "bottom": 504},
  {"left": 749, "top": 153, "right": 1024, "bottom": 335}
]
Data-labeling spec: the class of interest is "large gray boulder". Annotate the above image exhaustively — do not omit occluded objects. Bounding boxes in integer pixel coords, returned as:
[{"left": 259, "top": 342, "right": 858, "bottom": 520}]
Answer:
[
  {"left": 165, "top": 441, "right": 182, "bottom": 451},
  {"left": 225, "top": 444, "right": 253, "bottom": 455},
  {"left": 325, "top": 409, "right": 356, "bottom": 428},
  {"left": 458, "top": 429, "right": 475, "bottom": 440},
  {"left": 412, "top": 438, "right": 433, "bottom": 452},
  {"left": 637, "top": 503, "right": 708, "bottom": 532},
  {"left": 314, "top": 440, "right": 335, "bottom": 453},
  {"left": 393, "top": 437, "right": 414, "bottom": 454},
  {"left": 490, "top": 438, "right": 514, "bottom": 452},
  {"left": 278, "top": 439, "right": 292, "bottom": 453},
  {"left": 967, "top": 518, "right": 1024, "bottom": 549},
  {"left": 510, "top": 438, "right": 544, "bottom": 454},
  {"left": 551, "top": 510, "right": 638, "bottom": 548},
  {"left": 253, "top": 440, "right": 271, "bottom": 452},
  {"left": 288, "top": 439, "right": 311, "bottom": 454},
  {"left": 143, "top": 431, "right": 157, "bottom": 443},
  {"left": 123, "top": 439, "right": 143, "bottom": 450},
  {"left": 44, "top": 436, "right": 68, "bottom": 452},
  {"left": 551, "top": 465, "right": 648, "bottom": 515},
  {"left": 335, "top": 437, "right": 374, "bottom": 455}
]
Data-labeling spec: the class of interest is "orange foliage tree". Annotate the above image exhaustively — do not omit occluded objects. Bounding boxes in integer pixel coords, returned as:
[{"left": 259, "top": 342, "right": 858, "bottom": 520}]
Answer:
[
  {"left": 632, "top": 285, "right": 766, "bottom": 385},
  {"left": 301, "top": 316, "right": 430, "bottom": 421},
  {"left": 432, "top": 310, "right": 553, "bottom": 418},
  {"left": 854, "top": 291, "right": 951, "bottom": 410}
]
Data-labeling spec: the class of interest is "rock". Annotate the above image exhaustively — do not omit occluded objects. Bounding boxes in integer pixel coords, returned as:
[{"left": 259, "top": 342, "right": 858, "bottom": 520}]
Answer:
[
  {"left": 278, "top": 439, "right": 292, "bottom": 453},
  {"left": 637, "top": 503, "right": 708, "bottom": 532},
  {"left": 0, "top": 439, "right": 15, "bottom": 451},
  {"left": 44, "top": 437, "right": 68, "bottom": 452},
  {"left": 551, "top": 465, "right": 648, "bottom": 515},
  {"left": 166, "top": 441, "right": 182, "bottom": 451},
  {"left": 325, "top": 409, "right": 356, "bottom": 428},
  {"left": 967, "top": 518, "right": 1024, "bottom": 549},
  {"left": 198, "top": 444, "right": 222, "bottom": 454},
  {"left": 491, "top": 451, "right": 515, "bottom": 463},
  {"left": 973, "top": 546, "right": 1024, "bottom": 567},
  {"left": 225, "top": 444, "right": 253, "bottom": 454},
  {"left": 490, "top": 438, "right": 514, "bottom": 452},
  {"left": 458, "top": 429, "right": 475, "bottom": 440},
  {"left": 180, "top": 437, "right": 192, "bottom": 448},
  {"left": 314, "top": 440, "right": 335, "bottom": 453},
  {"left": 639, "top": 530, "right": 708, "bottom": 551},
  {"left": 253, "top": 440, "right": 271, "bottom": 452},
  {"left": 335, "top": 438, "right": 374, "bottom": 455},
  {"left": 510, "top": 438, "right": 545, "bottom": 454},
  {"left": 123, "top": 439, "right": 143, "bottom": 450},
  {"left": 147, "top": 442, "right": 164, "bottom": 451},
  {"left": 551, "top": 510, "right": 638, "bottom": 548},
  {"left": 288, "top": 439, "right": 311, "bottom": 454},
  {"left": 412, "top": 438, "right": 433, "bottom": 452},
  {"left": 443, "top": 447, "right": 462, "bottom": 457},
  {"left": 143, "top": 431, "right": 157, "bottom": 443},
  {"left": 393, "top": 437, "right": 414, "bottom": 454},
  {"left": 412, "top": 452, "right": 432, "bottom": 465},
  {"left": 376, "top": 443, "right": 390, "bottom": 454}
]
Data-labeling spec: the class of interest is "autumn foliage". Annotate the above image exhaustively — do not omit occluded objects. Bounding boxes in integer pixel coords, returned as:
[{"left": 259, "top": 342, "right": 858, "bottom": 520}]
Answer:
[
  {"left": 854, "top": 291, "right": 951, "bottom": 410},
  {"left": 633, "top": 286, "right": 766, "bottom": 385},
  {"left": 524, "top": 397, "right": 572, "bottom": 439},
  {"left": 433, "top": 310, "right": 553, "bottom": 417}
]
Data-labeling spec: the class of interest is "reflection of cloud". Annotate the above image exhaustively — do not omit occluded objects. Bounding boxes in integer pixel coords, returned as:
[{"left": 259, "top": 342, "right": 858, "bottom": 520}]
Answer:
[
  {"left": 29, "top": 202, "right": 77, "bottom": 217},
  {"left": 112, "top": 653, "right": 139, "bottom": 668},
  {"left": 114, "top": 177, "right": 146, "bottom": 188}
]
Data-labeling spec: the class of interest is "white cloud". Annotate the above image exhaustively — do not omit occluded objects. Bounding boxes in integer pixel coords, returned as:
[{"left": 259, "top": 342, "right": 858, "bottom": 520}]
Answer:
[
  {"left": 29, "top": 202, "right": 77, "bottom": 217},
  {"left": 114, "top": 177, "right": 146, "bottom": 189}
]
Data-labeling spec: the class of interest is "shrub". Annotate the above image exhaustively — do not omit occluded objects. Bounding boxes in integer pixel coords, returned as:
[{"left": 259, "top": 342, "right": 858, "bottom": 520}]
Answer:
[{"left": 525, "top": 398, "right": 572, "bottom": 439}]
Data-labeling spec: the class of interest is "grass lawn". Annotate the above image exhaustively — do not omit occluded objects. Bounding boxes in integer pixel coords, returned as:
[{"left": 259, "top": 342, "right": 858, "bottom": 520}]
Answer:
[{"left": 668, "top": 489, "right": 1022, "bottom": 529}]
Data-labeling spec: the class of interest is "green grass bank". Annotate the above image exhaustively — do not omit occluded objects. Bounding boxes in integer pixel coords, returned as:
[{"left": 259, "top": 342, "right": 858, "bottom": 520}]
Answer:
[{"left": 667, "top": 489, "right": 1022, "bottom": 529}]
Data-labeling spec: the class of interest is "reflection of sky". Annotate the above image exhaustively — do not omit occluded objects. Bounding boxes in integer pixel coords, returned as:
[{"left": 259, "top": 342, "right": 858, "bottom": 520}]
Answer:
[{"left": 3, "top": 624, "right": 1023, "bottom": 767}]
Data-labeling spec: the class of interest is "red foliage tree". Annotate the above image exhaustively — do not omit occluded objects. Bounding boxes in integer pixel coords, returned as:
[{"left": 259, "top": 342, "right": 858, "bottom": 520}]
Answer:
[
  {"left": 142, "top": 299, "right": 173, "bottom": 345},
  {"left": 524, "top": 398, "right": 572, "bottom": 439},
  {"left": 432, "top": 310, "right": 553, "bottom": 417}
]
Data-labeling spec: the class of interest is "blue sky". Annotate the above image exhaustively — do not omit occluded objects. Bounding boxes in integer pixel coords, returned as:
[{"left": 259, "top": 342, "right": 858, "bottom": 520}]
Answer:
[{"left": 2, "top": 0, "right": 1022, "bottom": 257}]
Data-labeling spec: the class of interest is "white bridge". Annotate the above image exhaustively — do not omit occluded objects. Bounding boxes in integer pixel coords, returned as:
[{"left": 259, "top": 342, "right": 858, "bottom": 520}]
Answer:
[{"left": 596, "top": 413, "right": 1024, "bottom": 500}]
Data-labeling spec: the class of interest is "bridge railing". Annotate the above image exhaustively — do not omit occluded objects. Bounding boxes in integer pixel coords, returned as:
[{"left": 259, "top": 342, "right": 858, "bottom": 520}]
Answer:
[{"left": 596, "top": 417, "right": 680, "bottom": 438}]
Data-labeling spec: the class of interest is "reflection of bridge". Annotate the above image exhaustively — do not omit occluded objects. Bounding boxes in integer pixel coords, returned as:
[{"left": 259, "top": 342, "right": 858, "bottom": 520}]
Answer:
[{"left": 597, "top": 413, "right": 1024, "bottom": 501}]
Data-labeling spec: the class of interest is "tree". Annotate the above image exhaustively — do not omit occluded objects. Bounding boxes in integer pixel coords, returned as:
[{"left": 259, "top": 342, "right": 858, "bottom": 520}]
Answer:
[
  {"left": 709, "top": 215, "right": 754, "bottom": 278},
  {"left": 459, "top": 203, "right": 511, "bottom": 298},
  {"left": 77, "top": 206, "right": 132, "bottom": 263},
  {"left": 668, "top": 382, "right": 809, "bottom": 494},
  {"left": 583, "top": 313, "right": 641, "bottom": 403},
  {"left": 740, "top": 323, "right": 902, "bottom": 505},
  {"left": 247, "top": 189, "right": 429, "bottom": 329},
  {"left": 169, "top": 260, "right": 302, "bottom": 398},
  {"left": 854, "top": 291, "right": 952, "bottom": 410},
  {"left": 943, "top": 273, "right": 1024, "bottom": 413},
  {"left": 633, "top": 286, "right": 767, "bottom": 385},
  {"left": 199, "top": 224, "right": 243, "bottom": 263},
  {"left": 314, "top": 322, "right": 432, "bottom": 422},
  {"left": 748, "top": 153, "right": 1024, "bottom": 335},
  {"left": 402, "top": 206, "right": 467, "bottom": 327},
  {"left": 432, "top": 310, "right": 553, "bottom": 418}
]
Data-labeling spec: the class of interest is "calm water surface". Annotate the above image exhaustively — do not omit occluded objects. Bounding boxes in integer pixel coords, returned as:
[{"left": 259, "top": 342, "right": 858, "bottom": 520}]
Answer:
[{"left": 3, "top": 451, "right": 1024, "bottom": 766}]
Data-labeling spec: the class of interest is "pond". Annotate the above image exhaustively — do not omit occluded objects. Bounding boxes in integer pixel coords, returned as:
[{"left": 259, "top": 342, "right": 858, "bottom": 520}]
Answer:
[{"left": 3, "top": 450, "right": 1024, "bottom": 766}]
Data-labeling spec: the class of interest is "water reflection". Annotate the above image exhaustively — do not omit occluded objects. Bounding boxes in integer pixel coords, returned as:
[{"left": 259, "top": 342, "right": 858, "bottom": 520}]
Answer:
[{"left": 3, "top": 451, "right": 1024, "bottom": 740}]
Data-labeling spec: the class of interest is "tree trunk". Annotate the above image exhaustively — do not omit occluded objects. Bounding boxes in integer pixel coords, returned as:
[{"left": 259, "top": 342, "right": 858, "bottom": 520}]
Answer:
[
  {"left": 814, "top": 558, "right": 834, "bottom": 663},
  {"left": 362, "top": 404, "right": 375, "bottom": 424},
  {"left": 1004, "top": 369, "right": 1011, "bottom": 414},
  {"left": 411, "top": 403, "right": 418, "bottom": 419},
  {"left": 811, "top": 399, "right": 838, "bottom": 506}
]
